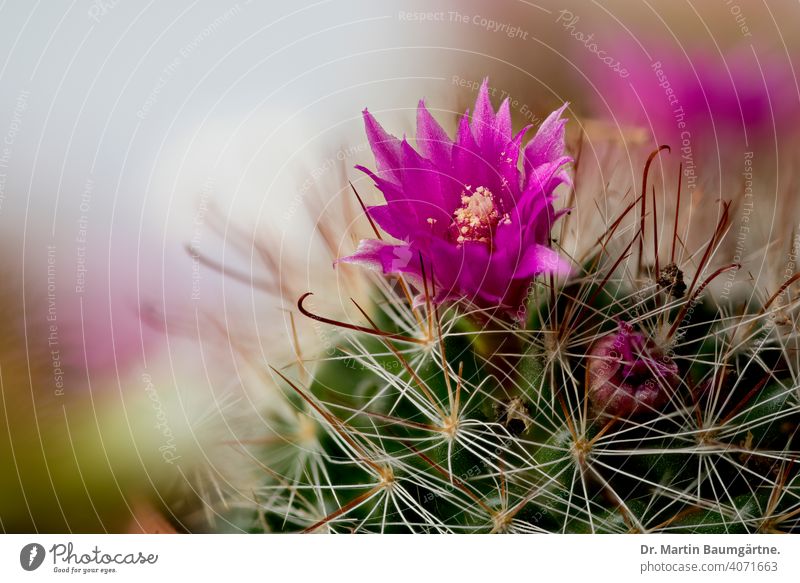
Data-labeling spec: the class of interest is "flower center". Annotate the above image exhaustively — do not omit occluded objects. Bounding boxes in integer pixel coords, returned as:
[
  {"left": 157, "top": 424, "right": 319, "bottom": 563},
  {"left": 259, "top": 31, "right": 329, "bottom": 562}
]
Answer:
[{"left": 451, "top": 186, "right": 510, "bottom": 245}]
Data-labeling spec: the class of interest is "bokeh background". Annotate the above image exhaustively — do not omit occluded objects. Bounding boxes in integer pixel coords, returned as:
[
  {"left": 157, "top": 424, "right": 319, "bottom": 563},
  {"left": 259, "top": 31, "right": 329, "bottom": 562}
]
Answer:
[{"left": 0, "top": 0, "right": 798, "bottom": 532}]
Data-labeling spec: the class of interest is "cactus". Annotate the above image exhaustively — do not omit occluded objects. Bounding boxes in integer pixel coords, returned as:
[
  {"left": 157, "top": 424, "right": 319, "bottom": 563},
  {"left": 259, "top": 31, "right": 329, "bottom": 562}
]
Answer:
[{"left": 215, "top": 85, "right": 800, "bottom": 534}]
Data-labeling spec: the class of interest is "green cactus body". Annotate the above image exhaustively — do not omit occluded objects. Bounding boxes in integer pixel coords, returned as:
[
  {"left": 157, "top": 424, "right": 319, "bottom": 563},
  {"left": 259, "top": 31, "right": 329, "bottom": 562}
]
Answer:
[{"left": 223, "top": 119, "right": 799, "bottom": 535}]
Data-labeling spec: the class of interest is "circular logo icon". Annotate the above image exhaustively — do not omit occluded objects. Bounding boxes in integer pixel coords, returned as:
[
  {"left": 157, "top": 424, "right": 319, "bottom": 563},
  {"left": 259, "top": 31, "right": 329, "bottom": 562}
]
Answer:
[{"left": 20, "top": 543, "right": 46, "bottom": 571}]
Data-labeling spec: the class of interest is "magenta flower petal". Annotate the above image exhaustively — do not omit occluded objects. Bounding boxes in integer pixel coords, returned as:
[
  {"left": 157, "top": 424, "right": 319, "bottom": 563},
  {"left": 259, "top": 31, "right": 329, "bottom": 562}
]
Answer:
[
  {"left": 514, "top": 244, "right": 572, "bottom": 279},
  {"left": 363, "top": 109, "right": 403, "bottom": 181},
  {"left": 471, "top": 80, "right": 513, "bottom": 158},
  {"left": 524, "top": 103, "right": 571, "bottom": 190},
  {"left": 416, "top": 100, "right": 452, "bottom": 167},
  {"left": 398, "top": 139, "right": 455, "bottom": 221},
  {"left": 525, "top": 155, "right": 572, "bottom": 195},
  {"left": 365, "top": 205, "right": 414, "bottom": 241},
  {"left": 336, "top": 239, "right": 418, "bottom": 278},
  {"left": 525, "top": 104, "right": 569, "bottom": 167},
  {"left": 341, "top": 79, "right": 573, "bottom": 314}
]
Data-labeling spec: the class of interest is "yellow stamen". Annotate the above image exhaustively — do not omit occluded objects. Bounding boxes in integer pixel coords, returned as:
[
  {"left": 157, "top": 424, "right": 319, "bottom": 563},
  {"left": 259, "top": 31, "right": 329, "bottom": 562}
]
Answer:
[{"left": 451, "top": 186, "right": 509, "bottom": 246}]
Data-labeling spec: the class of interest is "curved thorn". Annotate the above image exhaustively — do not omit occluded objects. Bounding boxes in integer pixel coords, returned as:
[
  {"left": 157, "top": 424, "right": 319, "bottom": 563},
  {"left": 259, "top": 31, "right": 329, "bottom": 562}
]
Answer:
[
  {"left": 762, "top": 272, "right": 800, "bottom": 312},
  {"left": 639, "top": 145, "right": 671, "bottom": 276},
  {"left": 297, "top": 292, "right": 427, "bottom": 345}
]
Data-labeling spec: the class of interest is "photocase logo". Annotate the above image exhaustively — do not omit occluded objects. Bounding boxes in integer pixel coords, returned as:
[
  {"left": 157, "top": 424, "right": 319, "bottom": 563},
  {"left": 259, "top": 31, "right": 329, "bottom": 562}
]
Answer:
[{"left": 19, "top": 543, "right": 46, "bottom": 571}]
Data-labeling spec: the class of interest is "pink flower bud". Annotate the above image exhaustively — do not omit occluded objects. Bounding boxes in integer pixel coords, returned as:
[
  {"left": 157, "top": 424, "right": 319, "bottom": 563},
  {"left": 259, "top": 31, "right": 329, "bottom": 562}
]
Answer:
[{"left": 587, "top": 322, "right": 679, "bottom": 416}]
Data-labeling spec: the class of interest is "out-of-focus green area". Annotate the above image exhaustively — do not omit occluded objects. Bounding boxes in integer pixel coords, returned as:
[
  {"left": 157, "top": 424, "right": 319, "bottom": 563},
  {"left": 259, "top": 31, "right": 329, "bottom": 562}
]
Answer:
[{"left": 0, "top": 278, "right": 190, "bottom": 532}]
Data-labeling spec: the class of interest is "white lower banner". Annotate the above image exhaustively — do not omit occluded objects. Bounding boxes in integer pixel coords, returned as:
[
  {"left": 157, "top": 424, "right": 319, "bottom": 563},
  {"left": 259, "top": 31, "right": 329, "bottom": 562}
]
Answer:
[{"left": 0, "top": 534, "right": 798, "bottom": 582}]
